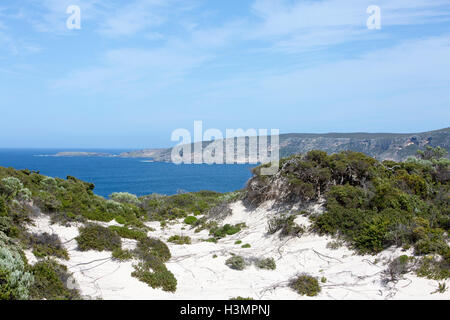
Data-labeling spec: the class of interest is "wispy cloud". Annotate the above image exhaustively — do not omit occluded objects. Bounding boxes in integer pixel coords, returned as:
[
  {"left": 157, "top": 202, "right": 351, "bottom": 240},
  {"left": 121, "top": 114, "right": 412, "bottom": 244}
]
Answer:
[{"left": 52, "top": 46, "right": 210, "bottom": 96}]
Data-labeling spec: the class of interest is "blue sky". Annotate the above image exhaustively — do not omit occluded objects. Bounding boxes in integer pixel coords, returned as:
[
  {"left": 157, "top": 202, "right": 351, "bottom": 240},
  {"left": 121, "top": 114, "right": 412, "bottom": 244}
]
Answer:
[{"left": 0, "top": 0, "right": 449, "bottom": 148}]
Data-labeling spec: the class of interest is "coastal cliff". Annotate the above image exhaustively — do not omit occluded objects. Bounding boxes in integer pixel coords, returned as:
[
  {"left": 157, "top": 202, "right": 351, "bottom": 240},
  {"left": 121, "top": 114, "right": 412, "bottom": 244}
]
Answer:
[{"left": 120, "top": 127, "right": 450, "bottom": 162}]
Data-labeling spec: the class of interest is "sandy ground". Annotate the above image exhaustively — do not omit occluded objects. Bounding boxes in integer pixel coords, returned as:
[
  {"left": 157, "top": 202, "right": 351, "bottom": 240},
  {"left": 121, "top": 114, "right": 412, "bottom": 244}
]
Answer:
[{"left": 25, "top": 201, "right": 450, "bottom": 300}]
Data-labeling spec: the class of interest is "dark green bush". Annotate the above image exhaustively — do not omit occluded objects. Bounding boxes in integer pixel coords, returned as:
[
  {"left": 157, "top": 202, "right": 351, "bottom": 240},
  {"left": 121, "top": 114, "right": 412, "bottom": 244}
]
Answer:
[
  {"left": 135, "top": 237, "right": 171, "bottom": 263},
  {"left": 131, "top": 237, "right": 176, "bottom": 292},
  {"left": 30, "top": 259, "right": 81, "bottom": 300},
  {"left": 183, "top": 216, "right": 198, "bottom": 225},
  {"left": 76, "top": 224, "right": 121, "bottom": 252},
  {"left": 112, "top": 247, "right": 133, "bottom": 261},
  {"left": 168, "top": 235, "right": 191, "bottom": 245},
  {"left": 131, "top": 261, "right": 177, "bottom": 292},
  {"left": 27, "top": 232, "right": 69, "bottom": 260},
  {"left": 289, "top": 274, "right": 321, "bottom": 297},
  {"left": 416, "top": 255, "right": 450, "bottom": 280},
  {"left": 225, "top": 255, "right": 246, "bottom": 270},
  {"left": 108, "top": 225, "right": 147, "bottom": 241},
  {"left": 255, "top": 257, "right": 276, "bottom": 270},
  {"left": 210, "top": 223, "right": 246, "bottom": 239}
]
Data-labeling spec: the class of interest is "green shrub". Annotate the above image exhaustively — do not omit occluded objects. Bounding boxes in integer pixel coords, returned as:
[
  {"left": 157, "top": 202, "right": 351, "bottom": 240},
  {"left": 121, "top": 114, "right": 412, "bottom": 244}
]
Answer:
[
  {"left": 249, "top": 149, "right": 450, "bottom": 258},
  {"left": 30, "top": 259, "right": 81, "bottom": 300},
  {"left": 210, "top": 223, "right": 246, "bottom": 239},
  {"left": 267, "top": 214, "right": 304, "bottom": 238},
  {"left": 112, "top": 247, "right": 133, "bottom": 261},
  {"left": 289, "top": 274, "right": 321, "bottom": 297},
  {"left": 135, "top": 237, "right": 171, "bottom": 263},
  {"left": 110, "top": 192, "right": 140, "bottom": 205},
  {"left": 131, "top": 261, "right": 177, "bottom": 292},
  {"left": 241, "top": 244, "right": 251, "bottom": 248},
  {"left": 0, "top": 196, "right": 8, "bottom": 217},
  {"left": 115, "top": 216, "right": 126, "bottom": 225},
  {"left": 129, "top": 236, "right": 176, "bottom": 292},
  {"left": 28, "top": 232, "right": 69, "bottom": 260},
  {"left": 109, "top": 225, "right": 147, "bottom": 241},
  {"left": 354, "top": 217, "right": 391, "bottom": 254},
  {"left": 76, "top": 224, "right": 121, "bottom": 252},
  {"left": 234, "top": 240, "right": 242, "bottom": 245},
  {"left": 255, "top": 257, "right": 276, "bottom": 270},
  {"left": 225, "top": 255, "right": 246, "bottom": 270},
  {"left": 416, "top": 256, "right": 450, "bottom": 280},
  {"left": 184, "top": 216, "right": 198, "bottom": 225},
  {"left": 168, "top": 235, "right": 191, "bottom": 245},
  {"left": 326, "top": 240, "right": 344, "bottom": 250},
  {"left": 141, "top": 191, "right": 223, "bottom": 221},
  {"left": 0, "top": 216, "right": 20, "bottom": 238}
]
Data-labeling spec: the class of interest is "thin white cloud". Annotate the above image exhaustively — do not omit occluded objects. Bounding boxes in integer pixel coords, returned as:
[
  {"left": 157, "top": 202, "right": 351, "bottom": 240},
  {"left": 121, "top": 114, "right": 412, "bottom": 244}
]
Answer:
[
  {"left": 52, "top": 46, "right": 210, "bottom": 96},
  {"left": 97, "top": 0, "right": 169, "bottom": 37},
  {"left": 247, "top": 0, "right": 450, "bottom": 53}
]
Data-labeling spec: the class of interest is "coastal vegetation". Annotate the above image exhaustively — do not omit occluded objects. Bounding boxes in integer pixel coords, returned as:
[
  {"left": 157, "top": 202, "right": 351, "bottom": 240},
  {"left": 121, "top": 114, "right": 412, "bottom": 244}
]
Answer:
[
  {"left": 289, "top": 274, "right": 321, "bottom": 297},
  {"left": 255, "top": 257, "right": 276, "bottom": 270},
  {"left": 249, "top": 147, "right": 449, "bottom": 279},
  {"left": 168, "top": 235, "right": 192, "bottom": 245},
  {"left": 76, "top": 224, "right": 121, "bottom": 252},
  {"left": 0, "top": 145, "right": 448, "bottom": 299}
]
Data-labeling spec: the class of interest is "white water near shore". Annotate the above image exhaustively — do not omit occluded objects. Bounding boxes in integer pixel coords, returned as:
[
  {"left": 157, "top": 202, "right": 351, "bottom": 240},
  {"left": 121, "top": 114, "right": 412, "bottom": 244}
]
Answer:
[{"left": 25, "top": 201, "right": 449, "bottom": 300}]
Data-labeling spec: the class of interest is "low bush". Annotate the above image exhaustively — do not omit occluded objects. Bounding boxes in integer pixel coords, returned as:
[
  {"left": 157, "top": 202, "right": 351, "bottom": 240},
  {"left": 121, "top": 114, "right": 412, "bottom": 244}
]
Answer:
[
  {"left": 415, "top": 256, "right": 450, "bottom": 280},
  {"left": 230, "top": 296, "right": 254, "bottom": 300},
  {"left": 210, "top": 223, "right": 246, "bottom": 239},
  {"left": 76, "top": 224, "right": 121, "bottom": 252},
  {"left": 27, "top": 232, "right": 69, "bottom": 260},
  {"left": 131, "top": 261, "right": 177, "bottom": 293},
  {"left": 131, "top": 237, "right": 176, "bottom": 292},
  {"left": 135, "top": 237, "right": 171, "bottom": 263},
  {"left": 168, "top": 235, "right": 191, "bottom": 245},
  {"left": 112, "top": 247, "right": 133, "bottom": 261},
  {"left": 110, "top": 192, "right": 140, "bottom": 206},
  {"left": 255, "top": 257, "right": 276, "bottom": 270},
  {"left": 108, "top": 225, "right": 147, "bottom": 241},
  {"left": 289, "top": 274, "right": 321, "bottom": 297},
  {"left": 326, "top": 240, "right": 344, "bottom": 250},
  {"left": 267, "top": 214, "right": 304, "bottom": 238},
  {"left": 183, "top": 216, "right": 198, "bottom": 225},
  {"left": 29, "top": 259, "right": 81, "bottom": 300},
  {"left": 241, "top": 244, "right": 251, "bottom": 248},
  {"left": 225, "top": 255, "right": 246, "bottom": 270},
  {"left": 141, "top": 191, "right": 224, "bottom": 221}
]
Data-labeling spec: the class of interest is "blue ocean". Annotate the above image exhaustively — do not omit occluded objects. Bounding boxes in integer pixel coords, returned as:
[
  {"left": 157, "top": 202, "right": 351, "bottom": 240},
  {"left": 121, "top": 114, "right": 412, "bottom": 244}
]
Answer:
[{"left": 0, "top": 149, "right": 254, "bottom": 198}]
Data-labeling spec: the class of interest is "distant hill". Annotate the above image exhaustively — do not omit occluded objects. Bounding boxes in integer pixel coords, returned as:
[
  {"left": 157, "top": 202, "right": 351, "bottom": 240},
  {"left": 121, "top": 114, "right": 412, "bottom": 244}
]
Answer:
[{"left": 119, "top": 127, "right": 450, "bottom": 162}]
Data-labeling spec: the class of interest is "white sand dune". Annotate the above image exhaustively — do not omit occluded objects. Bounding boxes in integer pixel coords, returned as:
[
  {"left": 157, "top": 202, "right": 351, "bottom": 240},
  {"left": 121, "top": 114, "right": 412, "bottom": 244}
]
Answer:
[{"left": 25, "top": 201, "right": 449, "bottom": 300}]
